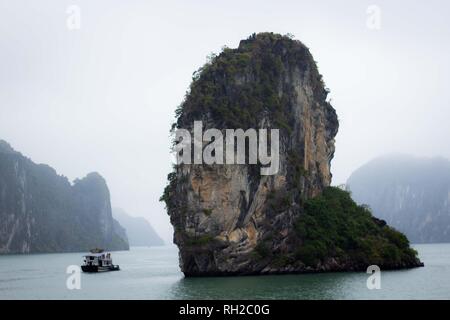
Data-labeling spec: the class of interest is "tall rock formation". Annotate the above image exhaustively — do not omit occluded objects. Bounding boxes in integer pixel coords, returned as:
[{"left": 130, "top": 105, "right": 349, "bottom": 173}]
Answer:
[
  {"left": 347, "top": 155, "right": 450, "bottom": 243},
  {"left": 161, "top": 33, "right": 422, "bottom": 276},
  {"left": 113, "top": 207, "right": 164, "bottom": 246},
  {"left": 0, "top": 140, "right": 129, "bottom": 253}
]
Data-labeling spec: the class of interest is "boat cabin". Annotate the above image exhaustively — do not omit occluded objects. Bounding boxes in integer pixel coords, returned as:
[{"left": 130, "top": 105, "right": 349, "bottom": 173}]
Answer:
[
  {"left": 81, "top": 249, "right": 120, "bottom": 272},
  {"left": 83, "top": 252, "right": 113, "bottom": 267}
]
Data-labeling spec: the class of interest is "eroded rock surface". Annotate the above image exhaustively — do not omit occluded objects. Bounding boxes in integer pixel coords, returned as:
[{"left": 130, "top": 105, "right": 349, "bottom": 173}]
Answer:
[{"left": 161, "top": 33, "right": 422, "bottom": 276}]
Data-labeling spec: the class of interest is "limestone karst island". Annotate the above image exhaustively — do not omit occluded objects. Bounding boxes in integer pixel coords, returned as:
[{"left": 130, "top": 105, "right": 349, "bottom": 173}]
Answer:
[
  {"left": 161, "top": 33, "right": 423, "bottom": 276},
  {"left": 4, "top": 1, "right": 450, "bottom": 303}
]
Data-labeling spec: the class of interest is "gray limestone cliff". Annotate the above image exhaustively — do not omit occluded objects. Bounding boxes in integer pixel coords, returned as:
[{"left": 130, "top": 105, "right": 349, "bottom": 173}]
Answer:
[
  {"left": 0, "top": 140, "right": 129, "bottom": 253},
  {"left": 161, "top": 33, "right": 422, "bottom": 276}
]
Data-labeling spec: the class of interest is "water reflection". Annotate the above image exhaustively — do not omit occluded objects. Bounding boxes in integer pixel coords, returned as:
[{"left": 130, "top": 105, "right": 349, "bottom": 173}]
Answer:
[
  {"left": 0, "top": 244, "right": 448, "bottom": 299},
  {"left": 170, "top": 272, "right": 362, "bottom": 299}
]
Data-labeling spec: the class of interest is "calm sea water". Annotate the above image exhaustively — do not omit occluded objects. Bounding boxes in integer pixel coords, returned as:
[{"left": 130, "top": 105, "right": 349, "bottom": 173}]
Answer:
[{"left": 0, "top": 244, "right": 449, "bottom": 299}]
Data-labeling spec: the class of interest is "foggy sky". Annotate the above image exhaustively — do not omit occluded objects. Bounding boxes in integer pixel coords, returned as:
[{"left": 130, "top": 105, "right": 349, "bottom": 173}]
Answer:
[{"left": 1, "top": 0, "right": 449, "bottom": 243}]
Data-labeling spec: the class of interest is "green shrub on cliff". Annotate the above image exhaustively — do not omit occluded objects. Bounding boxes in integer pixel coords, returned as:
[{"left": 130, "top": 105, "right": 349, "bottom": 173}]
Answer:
[
  {"left": 185, "top": 235, "right": 215, "bottom": 246},
  {"left": 293, "top": 187, "right": 420, "bottom": 267},
  {"left": 172, "top": 32, "right": 324, "bottom": 132}
]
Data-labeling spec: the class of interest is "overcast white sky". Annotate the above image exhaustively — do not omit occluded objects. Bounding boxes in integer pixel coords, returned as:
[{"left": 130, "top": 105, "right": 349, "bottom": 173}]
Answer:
[{"left": 1, "top": 0, "right": 449, "bottom": 243}]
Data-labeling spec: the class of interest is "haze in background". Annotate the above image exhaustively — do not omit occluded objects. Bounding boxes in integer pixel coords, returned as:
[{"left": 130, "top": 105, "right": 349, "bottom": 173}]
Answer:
[{"left": 1, "top": 0, "right": 449, "bottom": 243}]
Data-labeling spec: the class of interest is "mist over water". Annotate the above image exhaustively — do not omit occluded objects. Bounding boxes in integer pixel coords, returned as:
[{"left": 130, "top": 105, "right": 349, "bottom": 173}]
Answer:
[
  {"left": 1, "top": 1, "right": 450, "bottom": 303},
  {"left": 1, "top": 1, "right": 450, "bottom": 243},
  {"left": 0, "top": 244, "right": 448, "bottom": 299}
]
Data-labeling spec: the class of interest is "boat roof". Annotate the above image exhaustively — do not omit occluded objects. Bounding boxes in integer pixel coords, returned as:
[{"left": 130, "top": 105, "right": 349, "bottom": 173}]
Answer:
[
  {"left": 83, "top": 252, "right": 110, "bottom": 257},
  {"left": 89, "top": 248, "right": 104, "bottom": 253}
]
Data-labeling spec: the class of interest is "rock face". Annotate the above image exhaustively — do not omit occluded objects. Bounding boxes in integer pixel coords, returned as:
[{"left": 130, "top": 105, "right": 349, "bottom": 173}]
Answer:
[
  {"left": 161, "top": 33, "right": 422, "bottom": 276},
  {"left": 113, "top": 208, "right": 164, "bottom": 246},
  {"left": 0, "top": 140, "right": 129, "bottom": 254},
  {"left": 347, "top": 155, "right": 450, "bottom": 243}
]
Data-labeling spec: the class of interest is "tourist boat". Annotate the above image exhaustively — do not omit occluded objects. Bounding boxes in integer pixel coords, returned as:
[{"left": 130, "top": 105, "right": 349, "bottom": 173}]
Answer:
[{"left": 81, "top": 249, "right": 120, "bottom": 272}]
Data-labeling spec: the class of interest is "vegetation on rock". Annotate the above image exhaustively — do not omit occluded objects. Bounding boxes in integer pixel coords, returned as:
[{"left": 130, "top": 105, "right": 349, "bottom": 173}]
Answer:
[
  {"left": 291, "top": 187, "right": 420, "bottom": 269},
  {"left": 348, "top": 155, "right": 450, "bottom": 243},
  {"left": 162, "top": 33, "right": 422, "bottom": 276},
  {"left": 172, "top": 32, "right": 328, "bottom": 132}
]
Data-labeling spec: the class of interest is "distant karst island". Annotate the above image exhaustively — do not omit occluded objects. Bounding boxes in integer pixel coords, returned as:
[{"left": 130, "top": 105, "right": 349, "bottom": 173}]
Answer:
[
  {"left": 161, "top": 32, "right": 423, "bottom": 276},
  {"left": 113, "top": 207, "right": 164, "bottom": 247},
  {"left": 0, "top": 139, "right": 167, "bottom": 254},
  {"left": 348, "top": 155, "right": 450, "bottom": 244}
]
